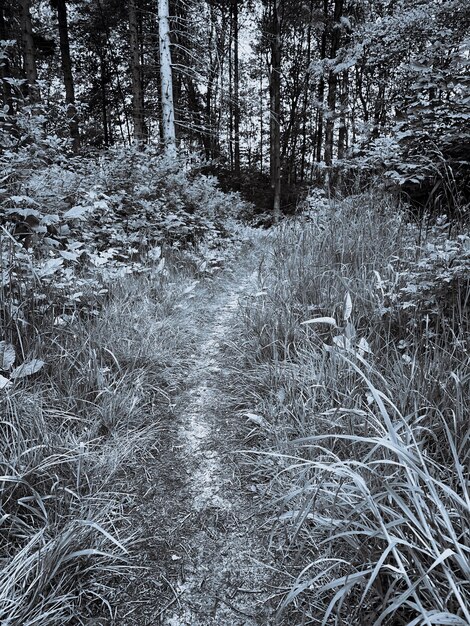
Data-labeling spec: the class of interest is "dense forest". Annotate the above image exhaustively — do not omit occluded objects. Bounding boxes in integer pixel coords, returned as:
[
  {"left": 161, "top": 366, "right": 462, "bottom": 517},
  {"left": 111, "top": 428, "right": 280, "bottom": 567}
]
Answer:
[
  {"left": 0, "top": 1, "right": 469, "bottom": 625},
  {"left": 1, "top": 0, "right": 469, "bottom": 212}
]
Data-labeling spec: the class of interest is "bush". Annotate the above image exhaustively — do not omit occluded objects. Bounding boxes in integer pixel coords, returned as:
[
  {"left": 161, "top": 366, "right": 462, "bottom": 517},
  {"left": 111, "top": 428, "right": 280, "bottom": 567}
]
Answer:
[{"left": 0, "top": 145, "right": 251, "bottom": 349}]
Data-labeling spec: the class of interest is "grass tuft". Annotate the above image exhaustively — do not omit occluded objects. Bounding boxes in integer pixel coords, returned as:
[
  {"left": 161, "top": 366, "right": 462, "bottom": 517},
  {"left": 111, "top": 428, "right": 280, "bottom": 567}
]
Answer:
[{"left": 0, "top": 256, "right": 200, "bottom": 623}]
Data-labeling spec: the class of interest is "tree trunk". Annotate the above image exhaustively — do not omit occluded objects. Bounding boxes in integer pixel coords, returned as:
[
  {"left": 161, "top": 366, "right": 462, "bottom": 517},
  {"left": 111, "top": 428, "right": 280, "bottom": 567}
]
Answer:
[
  {"left": 228, "top": 5, "right": 234, "bottom": 170},
  {"left": 300, "top": 0, "right": 314, "bottom": 181},
  {"left": 315, "top": 0, "right": 328, "bottom": 162},
  {"left": 232, "top": 0, "right": 241, "bottom": 182},
  {"left": 56, "top": 0, "right": 80, "bottom": 151},
  {"left": 158, "top": 0, "right": 176, "bottom": 157},
  {"left": 337, "top": 70, "right": 348, "bottom": 159},
  {"left": 324, "top": 0, "right": 343, "bottom": 166},
  {"left": 0, "top": 1, "right": 14, "bottom": 116},
  {"left": 355, "top": 64, "right": 369, "bottom": 123},
  {"left": 259, "top": 67, "right": 264, "bottom": 175},
  {"left": 20, "top": 0, "right": 38, "bottom": 101},
  {"left": 100, "top": 54, "right": 109, "bottom": 146},
  {"left": 270, "top": 0, "right": 281, "bottom": 219},
  {"left": 372, "top": 66, "right": 386, "bottom": 138},
  {"left": 129, "top": 0, "right": 145, "bottom": 143}
]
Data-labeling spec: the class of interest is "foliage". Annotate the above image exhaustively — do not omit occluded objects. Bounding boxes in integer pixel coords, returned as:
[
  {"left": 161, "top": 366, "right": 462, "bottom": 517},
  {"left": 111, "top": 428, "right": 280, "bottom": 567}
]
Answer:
[
  {"left": 230, "top": 191, "right": 470, "bottom": 625},
  {"left": 0, "top": 141, "right": 249, "bottom": 349},
  {"left": 382, "top": 221, "right": 470, "bottom": 334},
  {"left": 340, "top": 0, "right": 470, "bottom": 214}
]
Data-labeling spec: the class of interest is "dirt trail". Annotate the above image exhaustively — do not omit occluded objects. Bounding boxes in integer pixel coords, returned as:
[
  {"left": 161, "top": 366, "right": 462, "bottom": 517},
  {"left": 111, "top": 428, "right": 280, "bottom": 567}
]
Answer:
[
  {"left": 162, "top": 267, "right": 272, "bottom": 626},
  {"left": 116, "top": 239, "right": 276, "bottom": 626}
]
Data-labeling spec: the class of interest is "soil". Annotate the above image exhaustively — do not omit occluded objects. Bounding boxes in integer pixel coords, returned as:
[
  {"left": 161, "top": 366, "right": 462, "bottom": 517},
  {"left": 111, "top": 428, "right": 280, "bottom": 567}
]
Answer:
[{"left": 113, "top": 236, "right": 278, "bottom": 626}]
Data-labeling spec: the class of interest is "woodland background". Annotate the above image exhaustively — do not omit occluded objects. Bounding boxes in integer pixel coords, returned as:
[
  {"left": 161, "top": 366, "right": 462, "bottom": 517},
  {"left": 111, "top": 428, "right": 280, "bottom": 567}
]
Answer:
[
  {"left": 1, "top": 0, "right": 469, "bottom": 214},
  {"left": 0, "top": 1, "right": 470, "bottom": 625}
]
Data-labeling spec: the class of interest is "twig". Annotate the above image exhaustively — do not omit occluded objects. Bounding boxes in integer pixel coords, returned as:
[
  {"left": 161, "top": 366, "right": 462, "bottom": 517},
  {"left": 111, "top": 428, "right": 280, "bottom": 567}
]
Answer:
[
  {"left": 215, "top": 595, "right": 256, "bottom": 618},
  {"left": 161, "top": 575, "right": 182, "bottom": 610},
  {"left": 155, "top": 594, "right": 179, "bottom": 619}
]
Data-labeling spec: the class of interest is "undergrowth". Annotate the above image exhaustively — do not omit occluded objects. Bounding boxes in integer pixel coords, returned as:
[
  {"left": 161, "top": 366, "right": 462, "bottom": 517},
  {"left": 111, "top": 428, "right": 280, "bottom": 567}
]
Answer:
[
  {"left": 0, "top": 142, "right": 249, "bottom": 623},
  {"left": 232, "top": 192, "right": 470, "bottom": 625},
  {"left": 0, "top": 253, "right": 204, "bottom": 624}
]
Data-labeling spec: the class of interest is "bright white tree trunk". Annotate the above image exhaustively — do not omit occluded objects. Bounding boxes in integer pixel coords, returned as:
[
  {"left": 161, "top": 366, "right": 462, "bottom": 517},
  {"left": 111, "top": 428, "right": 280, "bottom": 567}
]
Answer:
[{"left": 158, "top": 0, "right": 176, "bottom": 157}]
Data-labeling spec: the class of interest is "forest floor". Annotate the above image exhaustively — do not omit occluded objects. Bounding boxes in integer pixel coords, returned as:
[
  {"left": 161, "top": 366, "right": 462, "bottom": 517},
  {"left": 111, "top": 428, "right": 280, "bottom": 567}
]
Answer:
[{"left": 113, "top": 230, "right": 278, "bottom": 626}]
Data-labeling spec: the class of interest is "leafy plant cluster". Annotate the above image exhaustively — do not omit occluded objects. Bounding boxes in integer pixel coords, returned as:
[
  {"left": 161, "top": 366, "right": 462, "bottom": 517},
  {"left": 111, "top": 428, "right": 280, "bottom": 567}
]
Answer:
[
  {"left": 382, "top": 226, "right": 470, "bottom": 335},
  {"left": 304, "top": 193, "right": 470, "bottom": 340},
  {"left": 0, "top": 141, "right": 249, "bottom": 343},
  {"left": 330, "top": 0, "right": 470, "bottom": 216}
]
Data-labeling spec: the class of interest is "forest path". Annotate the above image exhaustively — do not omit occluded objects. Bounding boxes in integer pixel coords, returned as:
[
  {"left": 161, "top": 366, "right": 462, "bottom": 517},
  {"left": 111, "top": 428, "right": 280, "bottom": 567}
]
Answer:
[{"left": 116, "top": 232, "right": 276, "bottom": 626}]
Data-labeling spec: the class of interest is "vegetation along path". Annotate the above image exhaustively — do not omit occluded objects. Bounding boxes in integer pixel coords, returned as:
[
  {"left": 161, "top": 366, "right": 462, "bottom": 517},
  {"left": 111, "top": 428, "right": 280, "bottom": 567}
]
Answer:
[{"left": 117, "top": 233, "right": 276, "bottom": 625}]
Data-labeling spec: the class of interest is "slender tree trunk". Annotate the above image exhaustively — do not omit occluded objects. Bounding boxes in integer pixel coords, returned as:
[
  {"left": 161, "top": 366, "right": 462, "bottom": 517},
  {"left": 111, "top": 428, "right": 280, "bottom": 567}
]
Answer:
[
  {"left": 337, "top": 70, "right": 348, "bottom": 159},
  {"left": 129, "top": 0, "right": 145, "bottom": 143},
  {"left": 100, "top": 54, "right": 109, "bottom": 146},
  {"left": 20, "top": 0, "right": 38, "bottom": 101},
  {"left": 158, "top": 0, "right": 176, "bottom": 157},
  {"left": 270, "top": 0, "right": 281, "bottom": 218},
  {"left": 228, "top": 5, "right": 234, "bottom": 170},
  {"left": 232, "top": 0, "right": 241, "bottom": 182},
  {"left": 56, "top": 0, "right": 80, "bottom": 151},
  {"left": 259, "top": 67, "right": 263, "bottom": 176},
  {"left": 372, "top": 66, "right": 386, "bottom": 138},
  {"left": 355, "top": 64, "right": 369, "bottom": 123},
  {"left": 324, "top": 0, "right": 343, "bottom": 166},
  {"left": 212, "top": 5, "right": 227, "bottom": 160},
  {"left": 300, "top": 0, "right": 314, "bottom": 182},
  {"left": 0, "top": 1, "right": 14, "bottom": 116},
  {"left": 315, "top": 0, "right": 328, "bottom": 162}
]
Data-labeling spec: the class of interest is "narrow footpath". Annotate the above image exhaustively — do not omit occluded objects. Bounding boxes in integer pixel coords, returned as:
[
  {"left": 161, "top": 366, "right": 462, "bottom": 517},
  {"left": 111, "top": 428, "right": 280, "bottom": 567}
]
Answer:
[{"left": 116, "top": 237, "right": 276, "bottom": 626}]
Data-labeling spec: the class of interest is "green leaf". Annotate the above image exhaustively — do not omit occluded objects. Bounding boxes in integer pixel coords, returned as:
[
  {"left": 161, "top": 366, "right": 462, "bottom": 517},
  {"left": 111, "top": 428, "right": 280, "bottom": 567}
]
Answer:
[
  {"left": 301, "top": 317, "right": 337, "bottom": 327},
  {"left": 10, "top": 359, "right": 45, "bottom": 380},
  {"left": 0, "top": 341, "right": 15, "bottom": 370}
]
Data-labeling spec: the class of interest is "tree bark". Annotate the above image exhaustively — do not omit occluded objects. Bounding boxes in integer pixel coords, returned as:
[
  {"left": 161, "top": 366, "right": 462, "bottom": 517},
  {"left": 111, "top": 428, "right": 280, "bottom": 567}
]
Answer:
[
  {"left": 300, "top": 0, "right": 314, "bottom": 181},
  {"left": 158, "top": 0, "right": 176, "bottom": 157},
  {"left": 259, "top": 66, "right": 264, "bottom": 175},
  {"left": 315, "top": 0, "right": 328, "bottom": 163},
  {"left": 372, "top": 66, "right": 386, "bottom": 138},
  {"left": 20, "top": 0, "right": 38, "bottom": 101},
  {"left": 0, "top": 1, "right": 14, "bottom": 116},
  {"left": 100, "top": 54, "right": 109, "bottom": 146},
  {"left": 337, "top": 70, "right": 348, "bottom": 159},
  {"left": 129, "top": 0, "right": 145, "bottom": 143},
  {"left": 355, "top": 64, "right": 369, "bottom": 123},
  {"left": 324, "top": 0, "right": 343, "bottom": 166},
  {"left": 56, "top": 0, "right": 80, "bottom": 151},
  {"left": 232, "top": 0, "right": 241, "bottom": 182},
  {"left": 270, "top": 0, "right": 281, "bottom": 218}
]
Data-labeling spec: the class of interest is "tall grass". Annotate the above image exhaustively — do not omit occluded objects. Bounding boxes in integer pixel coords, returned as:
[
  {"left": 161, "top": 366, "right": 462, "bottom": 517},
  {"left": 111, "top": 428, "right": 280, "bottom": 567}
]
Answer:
[
  {"left": 0, "top": 250, "right": 199, "bottom": 624},
  {"left": 233, "top": 193, "right": 470, "bottom": 625}
]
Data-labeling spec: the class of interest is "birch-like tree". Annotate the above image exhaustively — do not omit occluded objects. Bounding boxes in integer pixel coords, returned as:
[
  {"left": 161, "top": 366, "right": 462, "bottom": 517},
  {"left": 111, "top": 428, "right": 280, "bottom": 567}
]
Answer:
[{"left": 158, "top": 0, "right": 176, "bottom": 157}]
